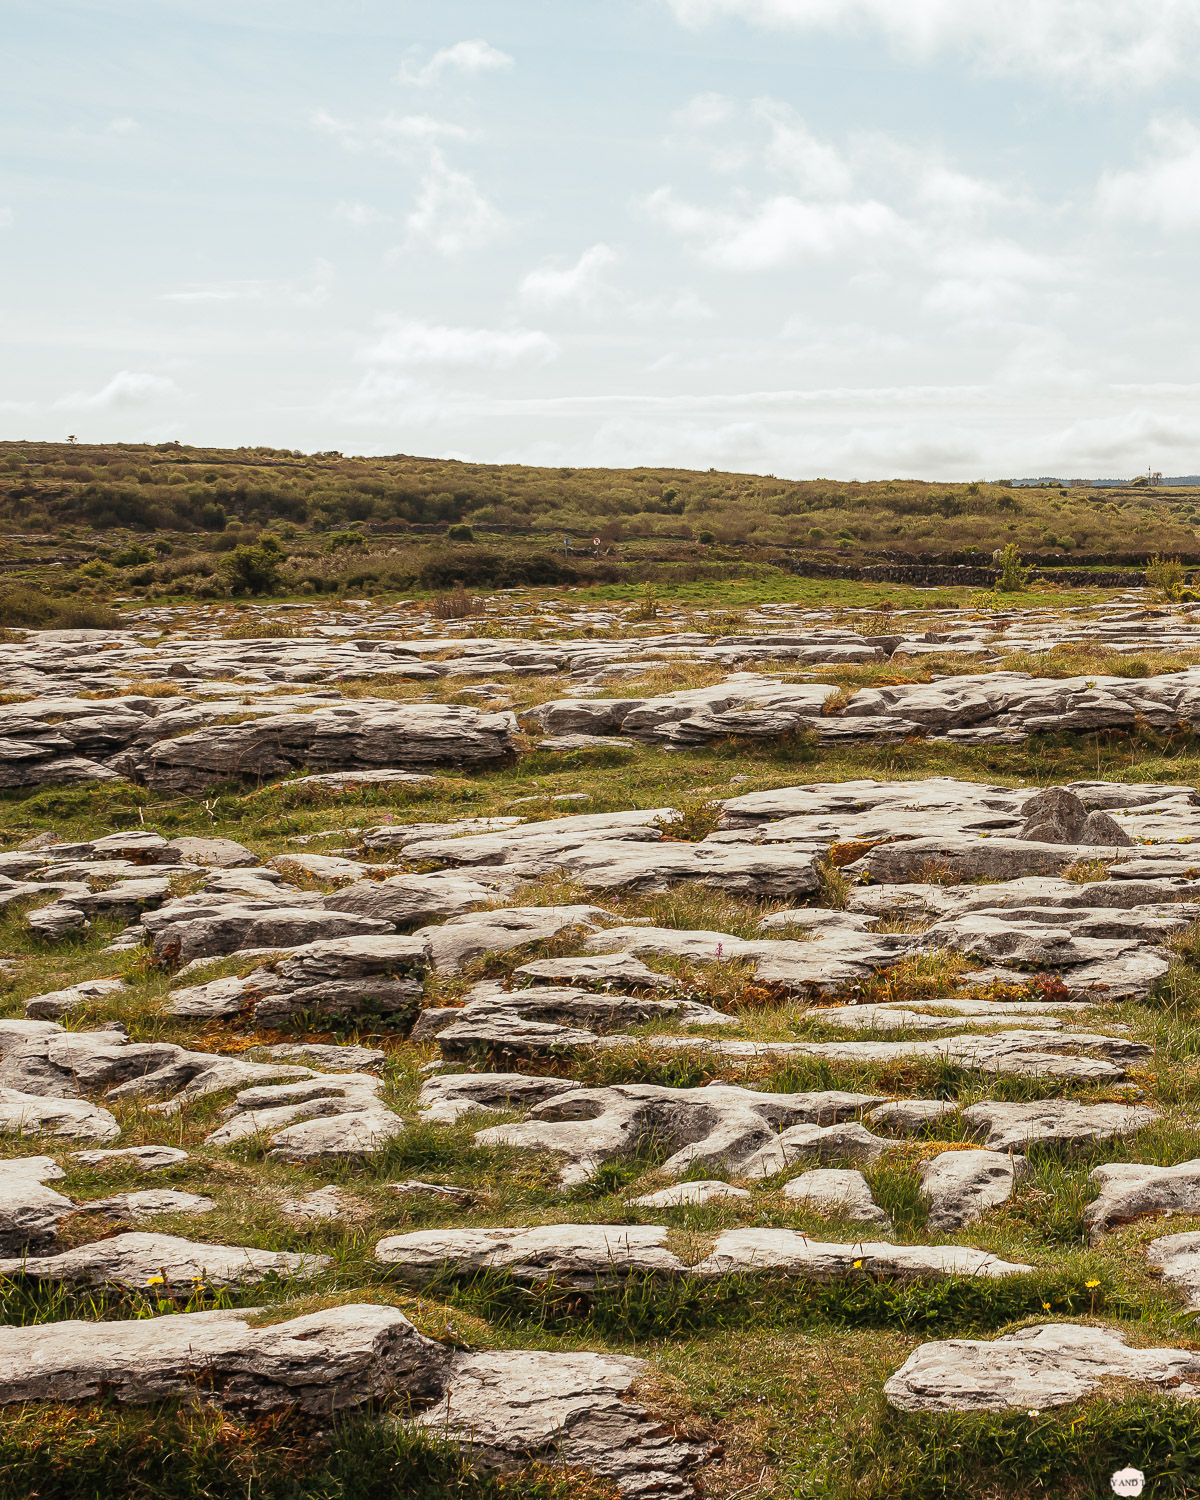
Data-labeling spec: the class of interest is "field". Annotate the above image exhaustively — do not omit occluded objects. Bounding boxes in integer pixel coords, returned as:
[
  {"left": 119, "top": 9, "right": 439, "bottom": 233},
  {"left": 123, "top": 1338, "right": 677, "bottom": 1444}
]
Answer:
[{"left": 0, "top": 468, "right": 1199, "bottom": 1499}]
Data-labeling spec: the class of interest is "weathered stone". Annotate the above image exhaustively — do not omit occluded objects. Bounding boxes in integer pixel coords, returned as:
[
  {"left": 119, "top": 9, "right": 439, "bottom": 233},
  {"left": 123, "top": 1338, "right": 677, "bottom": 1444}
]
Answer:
[
  {"left": 473, "top": 1082, "right": 885, "bottom": 1187},
  {"left": 130, "top": 704, "right": 519, "bottom": 792},
  {"left": 919, "top": 1149, "right": 1027, "bottom": 1231},
  {"left": 412, "top": 1347, "right": 709, "bottom": 1499},
  {"left": 416, "top": 1071, "right": 583, "bottom": 1125},
  {"left": 781, "top": 1168, "right": 890, "bottom": 1225},
  {"left": 536, "top": 734, "right": 636, "bottom": 751},
  {"left": 693, "top": 1229, "right": 1028, "bottom": 1280},
  {"left": 415, "top": 906, "right": 611, "bottom": 974},
  {"left": 866, "top": 1100, "right": 960, "bottom": 1134},
  {"left": 324, "top": 872, "right": 495, "bottom": 928},
  {"left": 513, "top": 954, "right": 678, "bottom": 989},
  {"left": 1147, "top": 1232, "right": 1200, "bottom": 1310},
  {"left": 80, "top": 1189, "right": 217, "bottom": 1220},
  {"left": 203, "top": 1074, "right": 401, "bottom": 1162},
  {"left": 26, "top": 902, "right": 90, "bottom": 940},
  {"left": 547, "top": 843, "right": 822, "bottom": 898},
  {"left": 0, "top": 1230, "right": 329, "bottom": 1290},
  {"left": 1018, "top": 786, "right": 1134, "bottom": 847},
  {"left": 884, "top": 1323, "right": 1200, "bottom": 1413},
  {"left": 962, "top": 1099, "right": 1158, "bottom": 1151},
  {"left": 148, "top": 902, "right": 394, "bottom": 965},
  {"left": 0, "top": 1303, "right": 449, "bottom": 1413},
  {"left": 0, "top": 1155, "right": 74, "bottom": 1253},
  {"left": 1083, "top": 1158, "right": 1200, "bottom": 1241},
  {"left": 628, "top": 1180, "right": 751, "bottom": 1208},
  {"left": 280, "top": 1185, "right": 357, "bottom": 1221},
  {"left": 255, "top": 1042, "right": 386, "bottom": 1073},
  {"left": 72, "top": 1145, "right": 189, "bottom": 1172},
  {"left": 24, "top": 977, "right": 127, "bottom": 1019},
  {"left": 849, "top": 838, "right": 1132, "bottom": 884},
  {"left": 377, "top": 1224, "right": 687, "bottom": 1287},
  {"left": 171, "top": 835, "right": 259, "bottom": 868},
  {"left": 0, "top": 1088, "right": 119, "bottom": 1141}
]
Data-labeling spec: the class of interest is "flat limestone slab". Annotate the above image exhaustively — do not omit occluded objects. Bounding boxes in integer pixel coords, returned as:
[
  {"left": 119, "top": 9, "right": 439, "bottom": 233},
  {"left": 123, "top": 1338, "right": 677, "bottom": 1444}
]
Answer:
[
  {"left": 376, "top": 1223, "right": 1030, "bottom": 1286},
  {"left": 628, "top": 1181, "right": 751, "bottom": 1208},
  {"left": 962, "top": 1099, "right": 1158, "bottom": 1151},
  {"left": 412, "top": 1348, "right": 710, "bottom": 1498},
  {"left": 0, "top": 1155, "right": 74, "bottom": 1253},
  {"left": 0, "top": 1230, "right": 330, "bottom": 1290},
  {"left": 1084, "top": 1158, "right": 1200, "bottom": 1242},
  {"left": 1147, "top": 1232, "right": 1200, "bottom": 1309},
  {"left": 782, "top": 1168, "right": 890, "bottom": 1225},
  {"left": 885, "top": 1323, "right": 1200, "bottom": 1413},
  {"left": 920, "top": 1150, "right": 1027, "bottom": 1231},
  {"left": 0, "top": 1088, "right": 119, "bottom": 1142},
  {"left": 0, "top": 1303, "right": 447, "bottom": 1413}
]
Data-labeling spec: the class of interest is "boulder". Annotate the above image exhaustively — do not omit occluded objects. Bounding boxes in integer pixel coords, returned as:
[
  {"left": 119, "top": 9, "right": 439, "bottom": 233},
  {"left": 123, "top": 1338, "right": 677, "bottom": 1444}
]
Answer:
[
  {"left": 416, "top": 1072, "right": 583, "bottom": 1125},
  {"left": 0, "top": 1088, "right": 119, "bottom": 1142},
  {"left": 866, "top": 1099, "right": 959, "bottom": 1135},
  {"left": 885, "top": 1323, "right": 1200, "bottom": 1412},
  {"left": 1018, "top": 787, "right": 1134, "bottom": 847},
  {"left": 512, "top": 954, "right": 678, "bottom": 989},
  {"left": 961, "top": 1100, "right": 1158, "bottom": 1151},
  {"left": 919, "top": 1149, "right": 1027, "bottom": 1231},
  {"left": 0, "top": 1230, "right": 329, "bottom": 1290},
  {"left": 72, "top": 1145, "right": 189, "bottom": 1172},
  {"left": 323, "top": 873, "right": 494, "bottom": 928},
  {"left": 628, "top": 1180, "right": 750, "bottom": 1208},
  {"left": 24, "top": 977, "right": 127, "bottom": 1020},
  {"left": 1083, "top": 1158, "right": 1200, "bottom": 1242},
  {"left": 414, "top": 906, "right": 611, "bottom": 974},
  {"left": 693, "top": 1229, "right": 1028, "bottom": 1280},
  {"left": 1147, "top": 1232, "right": 1200, "bottom": 1310},
  {"left": 0, "top": 1155, "right": 75, "bottom": 1253},
  {"left": 26, "top": 902, "right": 90, "bottom": 940},
  {"left": 782, "top": 1168, "right": 890, "bottom": 1225},
  {"left": 0, "top": 1303, "right": 448, "bottom": 1413},
  {"left": 171, "top": 835, "right": 259, "bottom": 868},
  {"left": 80, "top": 1189, "right": 217, "bottom": 1220}
]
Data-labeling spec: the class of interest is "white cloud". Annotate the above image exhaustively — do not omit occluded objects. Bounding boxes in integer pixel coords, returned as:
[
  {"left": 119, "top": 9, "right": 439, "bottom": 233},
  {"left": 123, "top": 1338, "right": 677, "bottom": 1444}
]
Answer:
[
  {"left": 334, "top": 200, "right": 390, "bottom": 227},
  {"left": 754, "top": 101, "right": 854, "bottom": 196},
  {"left": 519, "top": 244, "right": 619, "bottom": 310},
  {"left": 663, "top": 0, "right": 1200, "bottom": 87},
  {"left": 314, "top": 110, "right": 470, "bottom": 156},
  {"left": 162, "top": 260, "right": 333, "bottom": 307},
  {"left": 107, "top": 116, "right": 138, "bottom": 135},
  {"left": 404, "top": 149, "right": 504, "bottom": 255},
  {"left": 1098, "top": 117, "right": 1200, "bottom": 229},
  {"left": 645, "top": 185, "right": 910, "bottom": 269},
  {"left": 396, "top": 39, "right": 514, "bottom": 87},
  {"left": 361, "top": 318, "right": 558, "bottom": 368},
  {"left": 53, "top": 371, "right": 179, "bottom": 411},
  {"left": 0, "top": 207, "right": 12, "bottom": 230}
]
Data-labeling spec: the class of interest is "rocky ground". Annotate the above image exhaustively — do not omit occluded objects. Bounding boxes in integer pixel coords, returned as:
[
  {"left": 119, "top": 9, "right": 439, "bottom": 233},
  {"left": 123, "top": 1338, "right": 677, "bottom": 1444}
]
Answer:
[{"left": 4, "top": 588, "right": 1200, "bottom": 1498}]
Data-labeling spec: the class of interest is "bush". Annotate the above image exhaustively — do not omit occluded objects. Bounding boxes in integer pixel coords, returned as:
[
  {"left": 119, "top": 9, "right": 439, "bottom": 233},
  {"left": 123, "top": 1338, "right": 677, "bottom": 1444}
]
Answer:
[
  {"left": 446, "top": 523, "right": 474, "bottom": 542},
  {"left": 995, "top": 542, "right": 1030, "bottom": 591},
  {"left": 220, "top": 543, "right": 283, "bottom": 595},
  {"left": 697, "top": 530, "right": 715, "bottom": 544},
  {"left": 1146, "top": 553, "right": 1185, "bottom": 596},
  {"left": 0, "top": 585, "right": 119, "bottom": 629},
  {"left": 112, "top": 544, "right": 152, "bottom": 566},
  {"left": 326, "top": 531, "right": 366, "bottom": 553}
]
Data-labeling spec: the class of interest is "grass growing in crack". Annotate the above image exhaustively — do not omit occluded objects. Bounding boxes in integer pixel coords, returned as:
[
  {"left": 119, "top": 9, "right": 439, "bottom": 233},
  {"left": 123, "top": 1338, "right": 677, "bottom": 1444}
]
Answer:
[{"left": 411, "top": 1267, "right": 1123, "bottom": 1343}]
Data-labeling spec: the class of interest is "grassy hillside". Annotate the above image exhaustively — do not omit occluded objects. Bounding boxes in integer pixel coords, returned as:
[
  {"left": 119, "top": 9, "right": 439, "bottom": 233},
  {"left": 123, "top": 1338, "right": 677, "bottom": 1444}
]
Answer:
[{"left": 0, "top": 439, "right": 1196, "bottom": 611}]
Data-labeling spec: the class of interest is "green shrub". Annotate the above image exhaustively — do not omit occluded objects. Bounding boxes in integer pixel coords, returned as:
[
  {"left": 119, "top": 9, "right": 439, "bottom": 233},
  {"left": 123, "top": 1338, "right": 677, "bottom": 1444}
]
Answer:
[
  {"left": 1146, "top": 553, "right": 1185, "bottom": 595},
  {"left": 446, "top": 523, "right": 474, "bottom": 541},
  {"left": 326, "top": 530, "right": 366, "bottom": 552},
  {"left": 995, "top": 542, "right": 1030, "bottom": 591},
  {"left": 0, "top": 585, "right": 119, "bottom": 629},
  {"left": 220, "top": 542, "right": 283, "bottom": 595}
]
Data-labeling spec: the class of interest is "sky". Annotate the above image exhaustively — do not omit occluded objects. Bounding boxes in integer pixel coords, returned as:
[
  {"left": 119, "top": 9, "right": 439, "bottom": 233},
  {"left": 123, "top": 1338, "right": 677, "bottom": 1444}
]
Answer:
[{"left": 4, "top": 1, "right": 1200, "bottom": 479}]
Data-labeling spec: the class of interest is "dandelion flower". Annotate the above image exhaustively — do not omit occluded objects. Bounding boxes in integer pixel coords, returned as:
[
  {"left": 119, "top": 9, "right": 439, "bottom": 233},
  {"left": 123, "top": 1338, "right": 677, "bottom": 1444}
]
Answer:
[{"left": 147, "top": 1276, "right": 166, "bottom": 1285}]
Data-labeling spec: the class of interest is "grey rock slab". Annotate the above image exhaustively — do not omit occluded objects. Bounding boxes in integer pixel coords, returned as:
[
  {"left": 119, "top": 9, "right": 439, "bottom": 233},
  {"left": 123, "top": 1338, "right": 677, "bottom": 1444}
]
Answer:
[
  {"left": 474, "top": 1081, "right": 885, "bottom": 1187},
  {"left": 458, "top": 982, "right": 737, "bottom": 1032},
  {"left": 867, "top": 1099, "right": 960, "bottom": 1134},
  {"left": 255, "top": 1042, "right": 386, "bottom": 1073},
  {"left": 415, "top": 905, "right": 611, "bottom": 974},
  {"left": 547, "top": 842, "right": 822, "bottom": 898},
  {"left": 1083, "top": 1158, "right": 1200, "bottom": 1241},
  {"left": 435, "top": 1013, "right": 602, "bottom": 1062},
  {"left": 512, "top": 954, "right": 679, "bottom": 989},
  {"left": 884, "top": 1323, "right": 1200, "bottom": 1413},
  {"left": 80, "top": 1189, "right": 217, "bottom": 1220},
  {"left": 24, "top": 977, "right": 127, "bottom": 1020},
  {"left": 0, "top": 1231, "right": 329, "bottom": 1290},
  {"left": 0, "top": 1155, "right": 74, "bottom": 1253},
  {"left": 1017, "top": 786, "right": 1134, "bottom": 846},
  {"left": 401, "top": 809, "right": 672, "bottom": 868},
  {"left": 323, "top": 872, "right": 496, "bottom": 928},
  {"left": 535, "top": 734, "right": 636, "bottom": 751},
  {"left": 266, "top": 1105, "right": 406, "bottom": 1163},
  {"left": 849, "top": 838, "right": 1137, "bottom": 884},
  {"left": 628, "top": 1180, "right": 751, "bottom": 1208},
  {"left": 417, "top": 1072, "right": 582, "bottom": 1124},
  {"left": 781, "top": 1168, "right": 890, "bottom": 1225},
  {"left": 72, "top": 1145, "right": 189, "bottom": 1172},
  {"left": 149, "top": 903, "right": 394, "bottom": 965},
  {"left": 26, "top": 902, "right": 90, "bottom": 940},
  {"left": 0, "top": 1302, "right": 448, "bottom": 1413},
  {"left": 171, "top": 835, "right": 259, "bottom": 868},
  {"left": 361, "top": 817, "right": 524, "bottom": 852},
  {"left": 0, "top": 1088, "right": 119, "bottom": 1141},
  {"left": 167, "top": 973, "right": 257, "bottom": 1019},
  {"left": 1147, "top": 1232, "right": 1200, "bottom": 1309},
  {"left": 280, "top": 1185, "right": 357, "bottom": 1221},
  {"left": 412, "top": 1347, "right": 709, "bottom": 1500},
  {"left": 758, "top": 908, "right": 875, "bottom": 934},
  {"left": 279, "top": 769, "right": 436, "bottom": 790},
  {"left": 962, "top": 1099, "right": 1159, "bottom": 1151},
  {"left": 131, "top": 704, "right": 519, "bottom": 792},
  {"left": 377, "top": 1224, "right": 688, "bottom": 1287},
  {"left": 737, "top": 1121, "right": 891, "bottom": 1178},
  {"left": 920, "top": 1149, "right": 1028, "bottom": 1231},
  {"left": 691, "top": 1229, "right": 1030, "bottom": 1280}
]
